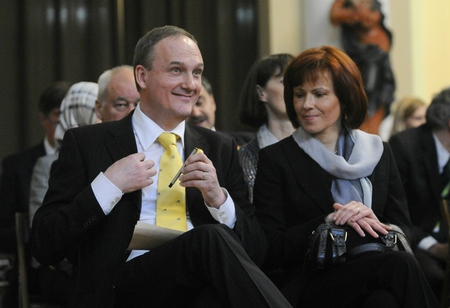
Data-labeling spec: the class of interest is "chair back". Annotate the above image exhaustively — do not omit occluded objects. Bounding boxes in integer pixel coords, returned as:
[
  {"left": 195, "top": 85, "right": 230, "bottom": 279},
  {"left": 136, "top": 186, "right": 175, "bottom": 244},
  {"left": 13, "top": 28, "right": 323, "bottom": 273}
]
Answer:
[
  {"left": 15, "top": 212, "right": 30, "bottom": 308},
  {"left": 440, "top": 199, "right": 450, "bottom": 308}
]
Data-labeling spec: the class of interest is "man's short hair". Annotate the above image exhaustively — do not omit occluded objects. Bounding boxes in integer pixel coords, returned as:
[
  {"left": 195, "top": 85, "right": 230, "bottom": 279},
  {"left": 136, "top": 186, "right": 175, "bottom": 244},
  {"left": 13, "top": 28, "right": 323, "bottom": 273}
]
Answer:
[
  {"left": 97, "top": 65, "right": 134, "bottom": 104},
  {"left": 132, "top": 25, "right": 197, "bottom": 91},
  {"left": 202, "top": 76, "right": 213, "bottom": 96},
  {"left": 38, "top": 81, "right": 72, "bottom": 116},
  {"left": 426, "top": 87, "right": 450, "bottom": 130}
]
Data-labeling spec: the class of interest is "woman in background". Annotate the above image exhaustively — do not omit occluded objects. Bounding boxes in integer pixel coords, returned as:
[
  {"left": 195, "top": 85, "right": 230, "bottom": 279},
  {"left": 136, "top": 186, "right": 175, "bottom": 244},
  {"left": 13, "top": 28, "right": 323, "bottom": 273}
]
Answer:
[
  {"left": 238, "top": 53, "right": 295, "bottom": 202},
  {"left": 390, "top": 96, "right": 427, "bottom": 138},
  {"left": 379, "top": 96, "right": 427, "bottom": 141}
]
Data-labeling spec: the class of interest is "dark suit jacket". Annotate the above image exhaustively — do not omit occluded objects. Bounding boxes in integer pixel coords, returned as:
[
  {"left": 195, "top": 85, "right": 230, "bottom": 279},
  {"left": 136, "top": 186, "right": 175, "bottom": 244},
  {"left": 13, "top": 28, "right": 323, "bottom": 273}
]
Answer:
[
  {"left": 218, "top": 131, "right": 255, "bottom": 149},
  {"left": 389, "top": 124, "right": 446, "bottom": 243},
  {"left": 31, "top": 112, "right": 266, "bottom": 307},
  {"left": 0, "top": 141, "right": 46, "bottom": 253},
  {"left": 253, "top": 136, "right": 413, "bottom": 277}
]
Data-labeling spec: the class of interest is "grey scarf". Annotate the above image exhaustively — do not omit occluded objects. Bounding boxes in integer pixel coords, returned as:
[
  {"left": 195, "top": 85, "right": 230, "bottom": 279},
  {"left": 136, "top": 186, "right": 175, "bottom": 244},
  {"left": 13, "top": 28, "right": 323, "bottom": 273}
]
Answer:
[{"left": 293, "top": 127, "right": 383, "bottom": 208}]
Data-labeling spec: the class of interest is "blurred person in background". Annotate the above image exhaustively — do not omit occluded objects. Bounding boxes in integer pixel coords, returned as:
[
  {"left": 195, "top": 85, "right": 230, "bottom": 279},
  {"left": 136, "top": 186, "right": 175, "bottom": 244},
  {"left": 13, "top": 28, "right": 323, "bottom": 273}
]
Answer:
[
  {"left": 379, "top": 96, "right": 427, "bottom": 141},
  {"left": 187, "top": 75, "right": 255, "bottom": 148},
  {"left": 238, "top": 54, "right": 295, "bottom": 202},
  {"left": 95, "top": 65, "right": 140, "bottom": 122},
  {"left": 389, "top": 87, "right": 450, "bottom": 301},
  {"left": 0, "top": 81, "right": 71, "bottom": 307},
  {"left": 29, "top": 81, "right": 99, "bottom": 306}
]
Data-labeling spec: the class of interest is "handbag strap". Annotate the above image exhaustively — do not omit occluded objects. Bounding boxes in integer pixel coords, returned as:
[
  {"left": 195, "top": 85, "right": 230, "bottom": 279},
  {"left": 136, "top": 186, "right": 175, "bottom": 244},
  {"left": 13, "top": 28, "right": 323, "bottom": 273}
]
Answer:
[
  {"left": 347, "top": 243, "right": 391, "bottom": 257},
  {"left": 317, "top": 225, "right": 330, "bottom": 269},
  {"left": 389, "top": 224, "right": 413, "bottom": 254},
  {"left": 330, "top": 227, "right": 347, "bottom": 261}
]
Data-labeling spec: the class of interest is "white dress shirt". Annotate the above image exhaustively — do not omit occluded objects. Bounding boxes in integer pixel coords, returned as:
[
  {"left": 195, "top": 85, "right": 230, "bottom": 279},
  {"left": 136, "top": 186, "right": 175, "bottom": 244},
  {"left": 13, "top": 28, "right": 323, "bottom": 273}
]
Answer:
[{"left": 91, "top": 105, "right": 236, "bottom": 260}]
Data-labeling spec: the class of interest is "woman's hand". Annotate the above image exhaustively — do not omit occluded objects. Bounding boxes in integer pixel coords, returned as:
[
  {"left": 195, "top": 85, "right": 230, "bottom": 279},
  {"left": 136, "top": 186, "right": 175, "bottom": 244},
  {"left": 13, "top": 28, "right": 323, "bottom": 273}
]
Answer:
[{"left": 327, "top": 202, "right": 391, "bottom": 237}]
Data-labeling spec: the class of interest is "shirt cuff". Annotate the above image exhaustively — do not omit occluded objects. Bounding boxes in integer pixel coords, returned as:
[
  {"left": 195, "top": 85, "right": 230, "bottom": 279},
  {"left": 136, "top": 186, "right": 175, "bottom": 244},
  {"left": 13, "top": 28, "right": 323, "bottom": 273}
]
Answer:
[
  {"left": 205, "top": 188, "right": 236, "bottom": 229},
  {"left": 418, "top": 235, "right": 438, "bottom": 251},
  {"left": 91, "top": 172, "right": 123, "bottom": 215}
]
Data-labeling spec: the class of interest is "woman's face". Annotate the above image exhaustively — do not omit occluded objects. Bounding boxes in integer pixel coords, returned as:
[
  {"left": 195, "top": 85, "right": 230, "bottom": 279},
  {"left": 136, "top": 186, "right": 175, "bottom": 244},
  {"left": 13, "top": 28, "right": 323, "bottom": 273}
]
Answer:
[
  {"left": 293, "top": 72, "right": 342, "bottom": 141},
  {"left": 258, "top": 73, "right": 287, "bottom": 118},
  {"left": 405, "top": 105, "right": 427, "bottom": 128}
]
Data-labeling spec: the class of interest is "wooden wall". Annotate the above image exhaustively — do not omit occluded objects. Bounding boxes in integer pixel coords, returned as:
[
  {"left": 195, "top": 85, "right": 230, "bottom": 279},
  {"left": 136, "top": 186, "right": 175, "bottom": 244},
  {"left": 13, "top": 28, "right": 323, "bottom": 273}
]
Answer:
[{"left": 0, "top": 0, "right": 259, "bottom": 169}]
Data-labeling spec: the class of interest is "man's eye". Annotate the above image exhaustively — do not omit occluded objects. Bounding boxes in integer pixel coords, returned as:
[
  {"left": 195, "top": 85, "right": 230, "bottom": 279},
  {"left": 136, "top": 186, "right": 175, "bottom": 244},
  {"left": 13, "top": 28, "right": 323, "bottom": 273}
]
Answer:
[{"left": 115, "top": 103, "right": 128, "bottom": 111}]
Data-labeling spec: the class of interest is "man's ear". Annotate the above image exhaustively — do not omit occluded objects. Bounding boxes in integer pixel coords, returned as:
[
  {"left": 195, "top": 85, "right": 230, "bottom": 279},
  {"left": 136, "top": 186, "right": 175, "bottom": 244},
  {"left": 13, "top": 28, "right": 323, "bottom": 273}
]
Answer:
[
  {"left": 38, "top": 111, "right": 46, "bottom": 125},
  {"left": 135, "top": 65, "right": 148, "bottom": 90},
  {"left": 94, "top": 99, "right": 103, "bottom": 120}
]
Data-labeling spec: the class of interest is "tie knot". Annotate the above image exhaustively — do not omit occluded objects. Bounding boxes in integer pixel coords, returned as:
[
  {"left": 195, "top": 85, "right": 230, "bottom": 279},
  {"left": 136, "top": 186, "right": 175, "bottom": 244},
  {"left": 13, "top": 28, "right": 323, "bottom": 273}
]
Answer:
[{"left": 158, "top": 132, "right": 177, "bottom": 149}]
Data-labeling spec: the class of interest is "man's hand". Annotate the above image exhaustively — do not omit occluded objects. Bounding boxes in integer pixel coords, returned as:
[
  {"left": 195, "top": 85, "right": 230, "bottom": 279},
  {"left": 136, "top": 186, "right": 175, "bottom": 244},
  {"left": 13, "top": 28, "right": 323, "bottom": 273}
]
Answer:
[
  {"left": 428, "top": 242, "right": 449, "bottom": 261},
  {"left": 104, "top": 153, "right": 156, "bottom": 193},
  {"left": 179, "top": 151, "right": 226, "bottom": 209}
]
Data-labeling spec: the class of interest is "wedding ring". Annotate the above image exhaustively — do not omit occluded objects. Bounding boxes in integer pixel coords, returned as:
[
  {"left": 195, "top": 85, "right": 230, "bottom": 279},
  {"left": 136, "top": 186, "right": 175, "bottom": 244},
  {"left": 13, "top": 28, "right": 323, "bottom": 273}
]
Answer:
[
  {"left": 202, "top": 171, "right": 206, "bottom": 180},
  {"left": 356, "top": 207, "right": 360, "bottom": 214}
]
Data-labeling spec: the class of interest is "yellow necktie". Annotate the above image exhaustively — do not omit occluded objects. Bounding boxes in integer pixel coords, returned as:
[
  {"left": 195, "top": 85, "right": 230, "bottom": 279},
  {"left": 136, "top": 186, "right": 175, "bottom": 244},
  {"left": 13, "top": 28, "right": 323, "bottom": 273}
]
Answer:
[{"left": 156, "top": 132, "right": 187, "bottom": 231}]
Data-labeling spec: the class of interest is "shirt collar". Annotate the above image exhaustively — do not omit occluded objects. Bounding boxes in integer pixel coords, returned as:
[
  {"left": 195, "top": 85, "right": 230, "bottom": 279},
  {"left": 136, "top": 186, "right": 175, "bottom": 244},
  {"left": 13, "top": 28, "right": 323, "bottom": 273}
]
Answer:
[
  {"left": 132, "top": 104, "right": 185, "bottom": 151},
  {"left": 44, "top": 136, "right": 56, "bottom": 155},
  {"left": 433, "top": 133, "right": 450, "bottom": 172}
]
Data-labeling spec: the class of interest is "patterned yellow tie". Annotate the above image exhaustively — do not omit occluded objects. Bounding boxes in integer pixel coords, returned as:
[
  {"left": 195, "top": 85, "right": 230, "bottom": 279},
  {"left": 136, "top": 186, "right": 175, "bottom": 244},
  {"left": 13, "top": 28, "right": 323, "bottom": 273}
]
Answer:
[{"left": 156, "top": 132, "right": 187, "bottom": 231}]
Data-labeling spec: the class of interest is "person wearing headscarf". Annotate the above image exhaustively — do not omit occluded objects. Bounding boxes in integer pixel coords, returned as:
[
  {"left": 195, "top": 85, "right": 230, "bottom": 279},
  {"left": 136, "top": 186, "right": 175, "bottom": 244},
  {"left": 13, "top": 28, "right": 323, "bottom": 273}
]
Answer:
[{"left": 30, "top": 81, "right": 99, "bottom": 220}]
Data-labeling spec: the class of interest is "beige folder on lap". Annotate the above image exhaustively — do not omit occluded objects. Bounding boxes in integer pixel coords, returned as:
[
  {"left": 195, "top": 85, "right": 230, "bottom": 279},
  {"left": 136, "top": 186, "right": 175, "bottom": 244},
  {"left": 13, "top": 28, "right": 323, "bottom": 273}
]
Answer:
[{"left": 128, "top": 221, "right": 184, "bottom": 250}]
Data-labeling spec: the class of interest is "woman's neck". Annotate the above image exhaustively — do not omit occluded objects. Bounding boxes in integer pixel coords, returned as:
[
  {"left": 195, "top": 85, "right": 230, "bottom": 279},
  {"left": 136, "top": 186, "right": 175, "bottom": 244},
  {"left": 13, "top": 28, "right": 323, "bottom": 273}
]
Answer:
[
  {"left": 267, "top": 116, "right": 295, "bottom": 141},
  {"left": 314, "top": 126, "right": 341, "bottom": 153}
]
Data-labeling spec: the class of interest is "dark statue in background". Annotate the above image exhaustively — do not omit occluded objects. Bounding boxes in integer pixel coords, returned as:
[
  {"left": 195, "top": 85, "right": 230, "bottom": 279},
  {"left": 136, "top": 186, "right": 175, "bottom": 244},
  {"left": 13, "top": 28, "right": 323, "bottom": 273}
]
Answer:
[{"left": 330, "top": 0, "right": 395, "bottom": 134}]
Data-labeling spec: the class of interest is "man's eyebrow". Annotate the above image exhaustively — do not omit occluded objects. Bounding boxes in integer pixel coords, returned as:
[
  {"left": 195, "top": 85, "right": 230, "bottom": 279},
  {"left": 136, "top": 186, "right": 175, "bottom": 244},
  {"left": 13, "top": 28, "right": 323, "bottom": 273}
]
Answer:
[
  {"left": 169, "top": 61, "right": 204, "bottom": 69},
  {"left": 113, "top": 97, "right": 136, "bottom": 103}
]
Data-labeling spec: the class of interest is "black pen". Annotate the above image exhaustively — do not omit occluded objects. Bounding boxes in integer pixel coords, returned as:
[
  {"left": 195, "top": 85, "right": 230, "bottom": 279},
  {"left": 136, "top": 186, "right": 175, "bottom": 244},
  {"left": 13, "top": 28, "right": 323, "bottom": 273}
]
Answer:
[{"left": 169, "top": 147, "right": 202, "bottom": 188}]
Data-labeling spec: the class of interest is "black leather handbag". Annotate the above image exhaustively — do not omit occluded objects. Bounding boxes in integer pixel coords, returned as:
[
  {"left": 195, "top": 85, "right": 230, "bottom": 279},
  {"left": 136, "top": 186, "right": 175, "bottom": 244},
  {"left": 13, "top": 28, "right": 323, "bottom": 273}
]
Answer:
[{"left": 304, "top": 222, "right": 413, "bottom": 276}]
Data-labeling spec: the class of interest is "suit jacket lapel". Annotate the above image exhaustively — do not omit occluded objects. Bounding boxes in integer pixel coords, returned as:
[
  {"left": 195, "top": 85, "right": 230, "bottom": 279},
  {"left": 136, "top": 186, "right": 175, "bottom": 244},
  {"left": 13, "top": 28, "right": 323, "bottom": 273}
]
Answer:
[
  {"left": 281, "top": 137, "right": 334, "bottom": 213},
  {"left": 104, "top": 112, "right": 141, "bottom": 212},
  {"left": 104, "top": 112, "right": 137, "bottom": 162},
  {"left": 419, "top": 127, "right": 441, "bottom": 204},
  {"left": 184, "top": 125, "right": 210, "bottom": 209}
]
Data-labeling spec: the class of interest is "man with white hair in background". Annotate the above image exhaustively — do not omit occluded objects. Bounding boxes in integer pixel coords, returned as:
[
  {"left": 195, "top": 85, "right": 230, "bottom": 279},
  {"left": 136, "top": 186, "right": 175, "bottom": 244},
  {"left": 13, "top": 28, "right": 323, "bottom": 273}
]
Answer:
[{"left": 95, "top": 65, "right": 140, "bottom": 122}]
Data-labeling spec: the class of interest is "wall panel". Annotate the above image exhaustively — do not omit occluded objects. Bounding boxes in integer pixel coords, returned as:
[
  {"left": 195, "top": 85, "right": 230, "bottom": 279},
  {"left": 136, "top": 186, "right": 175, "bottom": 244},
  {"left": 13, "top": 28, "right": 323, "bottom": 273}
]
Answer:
[{"left": 0, "top": 0, "right": 260, "bottom": 171}]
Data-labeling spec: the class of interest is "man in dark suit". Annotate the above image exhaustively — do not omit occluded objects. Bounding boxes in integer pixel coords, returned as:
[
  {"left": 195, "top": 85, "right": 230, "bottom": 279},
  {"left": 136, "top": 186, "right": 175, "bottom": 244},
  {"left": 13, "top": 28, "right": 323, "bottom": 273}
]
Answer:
[
  {"left": 0, "top": 81, "right": 70, "bottom": 307},
  {"left": 31, "top": 26, "right": 290, "bottom": 307},
  {"left": 0, "top": 81, "right": 70, "bottom": 253},
  {"left": 389, "top": 87, "right": 450, "bottom": 300}
]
